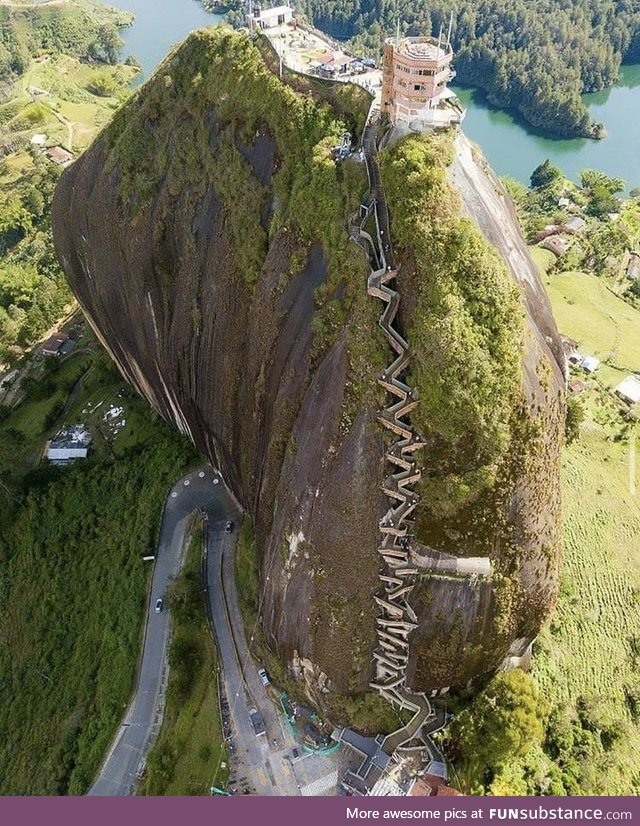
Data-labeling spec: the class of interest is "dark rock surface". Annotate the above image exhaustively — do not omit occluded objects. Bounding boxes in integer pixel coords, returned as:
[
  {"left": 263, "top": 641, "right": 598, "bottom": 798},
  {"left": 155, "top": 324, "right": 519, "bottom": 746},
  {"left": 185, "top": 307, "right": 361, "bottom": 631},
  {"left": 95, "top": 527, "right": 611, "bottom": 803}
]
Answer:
[{"left": 53, "top": 29, "right": 564, "bottom": 705}]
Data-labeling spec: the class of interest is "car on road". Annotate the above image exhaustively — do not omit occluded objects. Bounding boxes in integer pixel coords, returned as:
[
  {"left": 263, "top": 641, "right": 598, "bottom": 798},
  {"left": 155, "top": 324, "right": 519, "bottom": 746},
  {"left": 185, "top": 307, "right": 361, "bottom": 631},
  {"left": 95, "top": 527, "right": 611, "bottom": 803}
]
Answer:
[
  {"left": 225, "top": 520, "right": 234, "bottom": 533},
  {"left": 249, "top": 708, "right": 266, "bottom": 737},
  {"left": 155, "top": 598, "right": 163, "bottom": 613},
  {"left": 258, "top": 667, "right": 270, "bottom": 687}
]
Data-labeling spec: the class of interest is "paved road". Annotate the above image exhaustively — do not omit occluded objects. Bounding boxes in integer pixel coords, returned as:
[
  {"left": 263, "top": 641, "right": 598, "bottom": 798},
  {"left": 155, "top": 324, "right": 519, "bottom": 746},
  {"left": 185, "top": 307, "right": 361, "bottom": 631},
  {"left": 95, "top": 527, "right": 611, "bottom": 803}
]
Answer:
[
  {"left": 89, "top": 467, "right": 233, "bottom": 795},
  {"left": 204, "top": 510, "right": 300, "bottom": 795}
]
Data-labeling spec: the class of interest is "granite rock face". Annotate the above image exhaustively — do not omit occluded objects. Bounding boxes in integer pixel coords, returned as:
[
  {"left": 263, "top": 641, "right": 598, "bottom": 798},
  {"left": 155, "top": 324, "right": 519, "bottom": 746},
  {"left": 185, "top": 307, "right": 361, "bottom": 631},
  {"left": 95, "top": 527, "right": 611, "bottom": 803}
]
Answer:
[{"left": 53, "top": 29, "right": 564, "bottom": 706}]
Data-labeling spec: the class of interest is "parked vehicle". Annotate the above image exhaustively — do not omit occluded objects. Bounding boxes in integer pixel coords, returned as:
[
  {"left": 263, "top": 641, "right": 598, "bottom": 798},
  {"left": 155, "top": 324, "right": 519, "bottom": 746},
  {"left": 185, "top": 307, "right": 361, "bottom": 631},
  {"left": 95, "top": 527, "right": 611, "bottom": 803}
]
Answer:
[
  {"left": 258, "top": 667, "right": 270, "bottom": 687},
  {"left": 225, "top": 520, "right": 234, "bottom": 533},
  {"left": 249, "top": 708, "right": 266, "bottom": 737}
]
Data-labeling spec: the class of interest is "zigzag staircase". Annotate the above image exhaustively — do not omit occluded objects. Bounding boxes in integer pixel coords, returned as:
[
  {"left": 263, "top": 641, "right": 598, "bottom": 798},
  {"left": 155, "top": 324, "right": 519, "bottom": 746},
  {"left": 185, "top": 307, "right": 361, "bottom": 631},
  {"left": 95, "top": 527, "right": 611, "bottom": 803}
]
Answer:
[{"left": 359, "top": 111, "right": 436, "bottom": 755}]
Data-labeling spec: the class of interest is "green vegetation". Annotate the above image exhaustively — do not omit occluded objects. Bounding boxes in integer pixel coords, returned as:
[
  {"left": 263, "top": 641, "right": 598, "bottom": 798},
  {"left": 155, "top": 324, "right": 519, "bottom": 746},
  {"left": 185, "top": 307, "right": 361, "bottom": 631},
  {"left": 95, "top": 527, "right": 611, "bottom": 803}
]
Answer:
[
  {"left": 107, "top": 28, "right": 365, "bottom": 287},
  {"left": 139, "top": 522, "right": 227, "bottom": 795},
  {"left": 0, "top": 345, "right": 199, "bottom": 793},
  {"left": 0, "top": 0, "right": 138, "bottom": 364},
  {"left": 292, "top": 0, "right": 640, "bottom": 138},
  {"left": 379, "top": 133, "right": 524, "bottom": 523},
  {"left": 449, "top": 670, "right": 546, "bottom": 794},
  {"left": 451, "top": 406, "right": 640, "bottom": 795},
  {"left": 105, "top": 27, "right": 381, "bottom": 404},
  {"left": 0, "top": 151, "right": 72, "bottom": 362},
  {"left": 0, "top": 0, "right": 132, "bottom": 87},
  {"left": 531, "top": 419, "right": 640, "bottom": 795},
  {"left": 514, "top": 160, "right": 640, "bottom": 315},
  {"left": 545, "top": 270, "right": 640, "bottom": 377},
  {"left": 445, "top": 161, "right": 640, "bottom": 795}
]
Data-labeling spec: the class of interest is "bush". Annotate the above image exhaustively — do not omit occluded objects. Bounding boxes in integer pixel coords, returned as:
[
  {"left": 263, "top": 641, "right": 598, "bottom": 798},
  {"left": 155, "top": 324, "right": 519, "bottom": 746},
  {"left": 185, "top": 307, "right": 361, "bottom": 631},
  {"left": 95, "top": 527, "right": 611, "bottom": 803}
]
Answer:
[
  {"left": 450, "top": 670, "right": 546, "bottom": 789},
  {"left": 531, "top": 159, "right": 562, "bottom": 189},
  {"left": 565, "top": 397, "right": 585, "bottom": 445}
]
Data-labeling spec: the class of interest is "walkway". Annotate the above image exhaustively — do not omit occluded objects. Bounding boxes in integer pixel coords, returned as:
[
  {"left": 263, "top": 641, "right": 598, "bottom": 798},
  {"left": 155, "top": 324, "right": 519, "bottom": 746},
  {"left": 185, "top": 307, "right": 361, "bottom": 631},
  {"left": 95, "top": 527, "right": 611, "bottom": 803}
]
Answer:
[{"left": 359, "top": 111, "right": 433, "bottom": 752}]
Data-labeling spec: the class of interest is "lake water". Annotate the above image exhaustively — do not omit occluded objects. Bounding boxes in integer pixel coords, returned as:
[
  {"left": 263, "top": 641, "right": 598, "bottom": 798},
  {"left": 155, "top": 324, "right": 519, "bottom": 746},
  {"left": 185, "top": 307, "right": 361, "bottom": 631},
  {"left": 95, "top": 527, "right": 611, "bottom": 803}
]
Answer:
[
  {"left": 454, "top": 64, "right": 640, "bottom": 190},
  {"left": 114, "top": 0, "right": 223, "bottom": 84},
  {"left": 113, "top": 0, "right": 640, "bottom": 189}
]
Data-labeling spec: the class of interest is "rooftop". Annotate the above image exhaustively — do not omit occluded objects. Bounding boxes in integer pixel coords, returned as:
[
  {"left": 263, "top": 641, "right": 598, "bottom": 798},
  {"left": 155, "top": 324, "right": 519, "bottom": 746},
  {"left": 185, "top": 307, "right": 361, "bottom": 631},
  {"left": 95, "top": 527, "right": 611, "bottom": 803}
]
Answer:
[
  {"left": 615, "top": 375, "right": 640, "bottom": 404},
  {"left": 387, "top": 36, "right": 451, "bottom": 62}
]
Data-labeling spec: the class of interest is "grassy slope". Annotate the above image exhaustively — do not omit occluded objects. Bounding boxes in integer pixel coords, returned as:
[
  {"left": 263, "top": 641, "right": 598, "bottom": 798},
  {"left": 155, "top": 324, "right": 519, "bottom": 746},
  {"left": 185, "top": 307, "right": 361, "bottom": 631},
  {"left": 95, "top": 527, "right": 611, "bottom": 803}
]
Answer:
[
  {"left": 544, "top": 270, "right": 640, "bottom": 375},
  {"left": 0, "top": 348, "right": 198, "bottom": 794},
  {"left": 139, "top": 523, "right": 227, "bottom": 795},
  {"left": 528, "top": 260, "right": 640, "bottom": 794}
]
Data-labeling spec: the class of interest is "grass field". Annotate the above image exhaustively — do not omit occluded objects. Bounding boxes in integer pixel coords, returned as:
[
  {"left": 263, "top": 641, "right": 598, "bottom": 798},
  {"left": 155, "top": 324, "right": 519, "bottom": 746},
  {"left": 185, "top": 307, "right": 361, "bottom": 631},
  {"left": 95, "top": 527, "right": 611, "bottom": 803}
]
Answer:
[
  {"left": 533, "top": 258, "right": 640, "bottom": 793},
  {"left": 139, "top": 523, "right": 228, "bottom": 795},
  {"left": 531, "top": 419, "right": 640, "bottom": 793},
  {"left": 529, "top": 245, "right": 557, "bottom": 275},
  {"left": 544, "top": 270, "right": 640, "bottom": 374}
]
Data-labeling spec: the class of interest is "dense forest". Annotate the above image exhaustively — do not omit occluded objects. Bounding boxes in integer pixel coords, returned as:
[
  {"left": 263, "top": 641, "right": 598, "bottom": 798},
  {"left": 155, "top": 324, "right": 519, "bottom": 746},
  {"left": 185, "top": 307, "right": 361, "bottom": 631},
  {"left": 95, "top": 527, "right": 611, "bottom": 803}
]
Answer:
[
  {"left": 290, "top": 0, "right": 640, "bottom": 138},
  {"left": 0, "top": 154, "right": 71, "bottom": 364}
]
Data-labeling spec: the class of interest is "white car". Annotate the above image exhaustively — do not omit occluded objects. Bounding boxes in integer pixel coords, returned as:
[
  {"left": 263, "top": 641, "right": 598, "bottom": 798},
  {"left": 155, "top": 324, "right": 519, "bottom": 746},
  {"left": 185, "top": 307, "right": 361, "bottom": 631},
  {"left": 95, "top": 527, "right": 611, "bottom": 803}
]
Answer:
[
  {"left": 258, "top": 668, "right": 270, "bottom": 687},
  {"left": 155, "top": 598, "right": 163, "bottom": 613}
]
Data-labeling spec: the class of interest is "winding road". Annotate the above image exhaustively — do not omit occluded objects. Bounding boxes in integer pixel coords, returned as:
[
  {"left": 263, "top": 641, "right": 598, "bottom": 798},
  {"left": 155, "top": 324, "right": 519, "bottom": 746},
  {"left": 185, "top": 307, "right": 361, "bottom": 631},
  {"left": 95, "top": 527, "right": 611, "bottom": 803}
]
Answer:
[
  {"left": 89, "top": 466, "right": 300, "bottom": 796},
  {"left": 89, "top": 468, "right": 226, "bottom": 795}
]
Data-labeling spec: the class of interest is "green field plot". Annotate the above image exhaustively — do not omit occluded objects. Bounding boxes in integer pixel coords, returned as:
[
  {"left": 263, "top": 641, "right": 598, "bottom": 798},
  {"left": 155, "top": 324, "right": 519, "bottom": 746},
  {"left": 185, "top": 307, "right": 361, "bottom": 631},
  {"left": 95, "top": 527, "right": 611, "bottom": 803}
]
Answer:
[{"left": 545, "top": 270, "right": 640, "bottom": 372}]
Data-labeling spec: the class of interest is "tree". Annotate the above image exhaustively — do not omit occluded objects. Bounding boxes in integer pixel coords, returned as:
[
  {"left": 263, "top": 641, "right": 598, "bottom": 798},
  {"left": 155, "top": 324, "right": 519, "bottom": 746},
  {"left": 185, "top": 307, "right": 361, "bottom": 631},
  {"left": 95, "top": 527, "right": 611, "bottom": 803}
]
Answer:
[
  {"left": 531, "top": 159, "right": 562, "bottom": 189},
  {"left": 565, "top": 397, "right": 585, "bottom": 445},
  {"left": 581, "top": 169, "right": 625, "bottom": 217},
  {"left": 451, "top": 670, "right": 546, "bottom": 785},
  {"left": 88, "top": 24, "right": 122, "bottom": 65}
]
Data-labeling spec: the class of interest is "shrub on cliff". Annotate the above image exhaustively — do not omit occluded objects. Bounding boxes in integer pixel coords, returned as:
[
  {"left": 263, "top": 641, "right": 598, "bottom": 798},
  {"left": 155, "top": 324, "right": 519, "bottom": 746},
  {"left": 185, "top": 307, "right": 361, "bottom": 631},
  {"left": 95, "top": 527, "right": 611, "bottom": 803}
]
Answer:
[{"left": 451, "top": 670, "right": 546, "bottom": 790}]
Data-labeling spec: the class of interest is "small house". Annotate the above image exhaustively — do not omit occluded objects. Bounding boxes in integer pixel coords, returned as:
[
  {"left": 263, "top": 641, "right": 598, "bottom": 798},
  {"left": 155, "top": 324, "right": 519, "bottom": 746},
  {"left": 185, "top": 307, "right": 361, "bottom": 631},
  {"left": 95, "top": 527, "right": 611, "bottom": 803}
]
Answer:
[
  {"left": 568, "top": 379, "right": 587, "bottom": 395},
  {"left": 410, "top": 775, "right": 464, "bottom": 797},
  {"left": 251, "top": 4, "right": 293, "bottom": 29},
  {"left": 540, "top": 235, "right": 571, "bottom": 257},
  {"left": 615, "top": 376, "right": 640, "bottom": 405},
  {"left": 30, "top": 133, "right": 47, "bottom": 147},
  {"left": 0, "top": 369, "right": 18, "bottom": 390},
  {"left": 46, "top": 424, "right": 92, "bottom": 465},
  {"left": 44, "top": 146, "right": 73, "bottom": 167},
  {"left": 41, "top": 332, "right": 68, "bottom": 356},
  {"left": 627, "top": 253, "right": 640, "bottom": 280},
  {"left": 59, "top": 339, "right": 77, "bottom": 357},
  {"left": 581, "top": 355, "right": 600, "bottom": 373},
  {"left": 564, "top": 216, "right": 586, "bottom": 234}
]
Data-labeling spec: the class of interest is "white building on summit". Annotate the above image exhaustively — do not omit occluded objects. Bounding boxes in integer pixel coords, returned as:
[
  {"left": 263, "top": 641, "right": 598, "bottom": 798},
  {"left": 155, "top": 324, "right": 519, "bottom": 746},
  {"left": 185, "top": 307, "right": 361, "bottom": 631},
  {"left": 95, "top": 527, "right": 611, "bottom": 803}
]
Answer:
[
  {"left": 247, "top": 2, "right": 293, "bottom": 30},
  {"left": 381, "top": 33, "right": 466, "bottom": 130}
]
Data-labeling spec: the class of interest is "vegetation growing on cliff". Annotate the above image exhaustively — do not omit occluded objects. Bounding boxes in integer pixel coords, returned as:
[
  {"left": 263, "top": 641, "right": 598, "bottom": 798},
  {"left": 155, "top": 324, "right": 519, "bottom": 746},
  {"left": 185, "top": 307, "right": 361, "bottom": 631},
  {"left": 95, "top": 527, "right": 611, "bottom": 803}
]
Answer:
[
  {"left": 379, "top": 133, "right": 524, "bottom": 524},
  {"left": 107, "top": 28, "right": 362, "bottom": 277},
  {"left": 105, "top": 26, "right": 385, "bottom": 416}
]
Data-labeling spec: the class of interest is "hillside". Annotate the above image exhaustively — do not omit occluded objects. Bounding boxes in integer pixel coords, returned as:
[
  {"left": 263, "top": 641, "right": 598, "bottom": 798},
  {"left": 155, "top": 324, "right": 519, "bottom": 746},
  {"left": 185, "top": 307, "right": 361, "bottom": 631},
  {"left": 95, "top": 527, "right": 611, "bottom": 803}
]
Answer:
[{"left": 52, "top": 28, "right": 564, "bottom": 711}]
